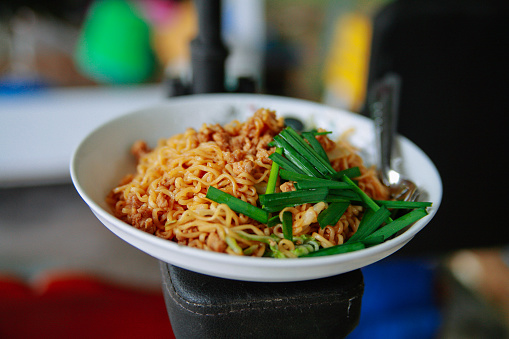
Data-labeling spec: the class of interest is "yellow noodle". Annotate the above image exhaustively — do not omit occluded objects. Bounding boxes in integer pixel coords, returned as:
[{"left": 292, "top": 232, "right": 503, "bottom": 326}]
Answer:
[{"left": 107, "top": 109, "right": 389, "bottom": 256}]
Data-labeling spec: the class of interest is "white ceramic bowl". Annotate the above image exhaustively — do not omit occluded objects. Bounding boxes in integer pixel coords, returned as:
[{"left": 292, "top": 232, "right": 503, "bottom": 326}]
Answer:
[{"left": 70, "top": 93, "right": 442, "bottom": 282}]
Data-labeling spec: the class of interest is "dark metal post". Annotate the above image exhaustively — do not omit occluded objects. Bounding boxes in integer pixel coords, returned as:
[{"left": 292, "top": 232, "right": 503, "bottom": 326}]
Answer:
[{"left": 190, "top": 0, "right": 228, "bottom": 94}]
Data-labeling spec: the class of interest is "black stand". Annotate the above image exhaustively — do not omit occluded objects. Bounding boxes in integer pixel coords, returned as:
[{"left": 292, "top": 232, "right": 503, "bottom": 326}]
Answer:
[
  {"left": 161, "top": 1, "right": 365, "bottom": 337},
  {"left": 161, "top": 263, "right": 363, "bottom": 339}
]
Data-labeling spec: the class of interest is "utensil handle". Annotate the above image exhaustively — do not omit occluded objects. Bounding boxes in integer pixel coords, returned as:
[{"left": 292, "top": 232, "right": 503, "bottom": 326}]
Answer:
[{"left": 369, "top": 73, "right": 401, "bottom": 185}]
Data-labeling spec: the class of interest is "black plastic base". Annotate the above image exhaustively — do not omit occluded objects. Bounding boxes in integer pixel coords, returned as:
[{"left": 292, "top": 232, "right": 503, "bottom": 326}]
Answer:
[{"left": 161, "top": 262, "right": 364, "bottom": 339}]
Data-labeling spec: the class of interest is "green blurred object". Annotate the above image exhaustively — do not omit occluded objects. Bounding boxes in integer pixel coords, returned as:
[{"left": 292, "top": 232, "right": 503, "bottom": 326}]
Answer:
[{"left": 75, "top": 0, "right": 156, "bottom": 84}]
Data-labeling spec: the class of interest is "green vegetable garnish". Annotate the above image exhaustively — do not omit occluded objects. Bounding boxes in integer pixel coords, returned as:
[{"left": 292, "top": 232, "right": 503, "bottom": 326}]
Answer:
[
  {"left": 279, "top": 169, "right": 317, "bottom": 182},
  {"left": 317, "top": 201, "right": 350, "bottom": 229},
  {"left": 301, "top": 242, "right": 366, "bottom": 257},
  {"left": 204, "top": 124, "right": 432, "bottom": 258},
  {"left": 280, "top": 127, "right": 336, "bottom": 177},
  {"left": 347, "top": 205, "right": 391, "bottom": 243},
  {"left": 259, "top": 188, "right": 329, "bottom": 211},
  {"left": 282, "top": 211, "right": 293, "bottom": 241},
  {"left": 269, "top": 152, "right": 303, "bottom": 174},
  {"left": 374, "top": 200, "right": 432, "bottom": 209},
  {"left": 273, "top": 134, "right": 322, "bottom": 177},
  {"left": 205, "top": 186, "right": 269, "bottom": 224},
  {"left": 332, "top": 167, "right": 362, "bottom": 180},
  {"left": 340, "top": 174, "right": 393, "bottom": 224},
  {"left": 294, "top": 178, "right": 351, "bottom": 190},
  {"left": 266, "top": 147, "right": 283, "bottom": 195},
  {"left": 302, "top": 131, "right": 330, "bottom": 162},
  {"left": 361, "top": 208, "right": 428, "bottom": 245}
]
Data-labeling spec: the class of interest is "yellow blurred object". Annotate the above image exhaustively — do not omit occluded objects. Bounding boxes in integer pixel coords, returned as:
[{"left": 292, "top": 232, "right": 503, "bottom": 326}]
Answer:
[
  {"left": 151, "top": 1, "right": 197, "bottom": 72},
  {"left": 323, "top": 13, "right": 372, "bottom": 112}
]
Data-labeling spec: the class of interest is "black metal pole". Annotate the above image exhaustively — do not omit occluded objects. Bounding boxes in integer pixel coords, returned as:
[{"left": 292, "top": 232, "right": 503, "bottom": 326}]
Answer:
[{"left": 190, "top": 0, "right": 228, "bottom": 94}]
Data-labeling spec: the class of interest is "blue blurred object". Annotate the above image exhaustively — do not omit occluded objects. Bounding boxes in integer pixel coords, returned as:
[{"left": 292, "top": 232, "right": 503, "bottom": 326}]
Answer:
[
  {"left": 0, "top": 76, "right": 47, "bottom": 95},
  {"left": 348, "top": 258, "right": 442, "bottom": 339}
]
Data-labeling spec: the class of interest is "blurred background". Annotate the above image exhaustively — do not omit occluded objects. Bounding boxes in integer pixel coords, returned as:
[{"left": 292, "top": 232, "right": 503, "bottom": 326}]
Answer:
[{"left": 1, "top": 0, "right": 508, "bottom": 338}]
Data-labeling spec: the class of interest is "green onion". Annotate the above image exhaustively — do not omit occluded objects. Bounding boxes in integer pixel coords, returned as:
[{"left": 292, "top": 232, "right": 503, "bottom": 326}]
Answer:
[
  {"left": 294, "top": 178, "right": 351, "bottom": 190},
  {"left": 374, "top": 200, "right": 432, "bottom": 209},
  {"left": 225, "top": 236, "right": 243, "bottom": 254},
  {"left": 302, "top": 131, "right": 329, "bottom": 162},
  {"left": 273, "top": 135, "right": 322, "bottom": 177},
  {"left": 269, "top": 152, "right": 303, "bottom": 174},
  {"left": 360, "top": 235, "right": 384, "bottom": 247},
  {"left": 259, "top": 188, "right": 329, "bottom": 208},
  {"left": 333, "top": 167, "right": 362, "bottom": 180},
  {"left": 235, "top": 231, "right": 285, "bottom": 258},
  {"left": 312, "top": 130, "right": 332, "bottom": 136},
  {"left": 361, "top": 208, "right": 428, "bottom": 245},
  {"left": 205, "top": 186, "right": 269, "bottom": 224},
  {"left": 282, "top": 211, "right": 293, "bottom": 241},
  {"left": 328, "top": 189, "right": 361, "bottom": 201},
  {"left": 235, "top": 230, "right": 278, "bottom": 244},
  {"left": 347, "top": 206, "right": 391, "bottom": 243},
  {"left": 324, "top": 196, "right": 352, "bottom": 204},
  {"left": 279, "top": 169, "right": 315, "bottom": 182},
  {"left": 266, "top": 147, "right": 283, "bottom": 195},
  {"left": 267, "top": 214, "right": 281, "bottom": 227},
  {"left": 317, "top": 201, "right": 350, "bottom": 229},
  {"left": 301, "top": 242, "right": 365, "bottom": 257},
  {"left": 292, "top": 243, "right": 318, "bottom": 257},
  {"left": 281, "top": 127, "right": 336, "bottom": 176},
  {"left": 340, "top": 174, "right": 392, "bottom": 224}
]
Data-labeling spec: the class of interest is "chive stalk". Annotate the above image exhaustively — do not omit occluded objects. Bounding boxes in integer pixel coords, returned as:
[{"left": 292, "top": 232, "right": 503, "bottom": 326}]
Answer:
[
  {"left": 302, "top": 131, "right": 329, "bottom": 162},
  {"left": 282, "top": 211, "right": 293, "bottom": 241},
  {"left": 266, "top": 147, "right": 283, "bottom": 195},
  {"left": 374, "top": 200, "right": 432, "bottom": 209},
  {"left": 259, "top": 188, "right": 329, "bottom": 208},
  {"left": 269, "top": 152, "right": 303, "bottom": 174},
  {"left": 341, "top": 174, "right": 392, "bottom": 224},
  {"left": 347, "top": 206, "right": 391, "bottom": 243},
  {"left": 279, "top": 169, "right": 315, "bottom": 182},
  {"left": 280, "top": 127, "right": 336, "bottom": 176},
  {"left": 362, "top": 208, "right": 428, "bottom": 245},
  {"left": 206, "top": 186, "right": 269, "bottom": 224},
  {"left": 317, "top": 201, "right": 350, "bottom": 229},
  {"left": 301, "top": 242, "right": 366, "bottom": 257},
  {"left": 333, "top": 167, "right": 362, "bottom": 180},
  {"left": 294, "top": 179, "right": 351, "bottom": 190},
  {"left": 273, "top": 135, "right": 322, "bottom": 177}
]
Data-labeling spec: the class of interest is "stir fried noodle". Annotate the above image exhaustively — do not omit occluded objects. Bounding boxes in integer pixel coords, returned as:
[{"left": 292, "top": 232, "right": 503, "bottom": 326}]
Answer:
[{"left": 107, "top": 109, "right": 389, "bottom": 257}]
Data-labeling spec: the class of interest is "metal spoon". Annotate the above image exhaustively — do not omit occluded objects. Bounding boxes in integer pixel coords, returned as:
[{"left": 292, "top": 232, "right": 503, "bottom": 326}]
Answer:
[{"left": 369, "top": 73, "right": 418, "bottom": 202}]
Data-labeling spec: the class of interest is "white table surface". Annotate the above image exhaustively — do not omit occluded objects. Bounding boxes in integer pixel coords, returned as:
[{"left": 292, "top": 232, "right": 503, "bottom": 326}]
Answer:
[{"left": 1, "top": 84, "right": 165, "bottom": 187}]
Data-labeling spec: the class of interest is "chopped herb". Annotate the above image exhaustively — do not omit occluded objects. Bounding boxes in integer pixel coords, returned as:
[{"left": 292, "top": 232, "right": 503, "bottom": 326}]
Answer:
[
  {"left": 340, "top": 174, "right": 393, "bottom": 224},
  {"left": 269, "top": 152, "right": 303, "bottom": 174},
  {"left": 279, "top": 169, "right": 315, "bottom": 182},
  {"left": 272, "top": 135, "right": 322, "bottom": 177},
  {"left": 301, "top": 242, "right": 366, "bottom": 257},
  {"left": 302, "top": 131, "right": 329, "bottom": 162},
  {"left": 374, "top": 200, "right": 432, "bottom": 209},
  {"left": 266, "top": 147, "right": 283, "bottom": 195},
  {"left": 281, "top": 127, "right": 336, "bottom": 176},
  {"left": 317, "top": 201, "right": 350, "bottom": 229},
  {"left": 225, "top": 236, "right": 243, "bottom": 254},
  {"left": 259, "top": 188, "right": 329, "bottom": 209},
  {"left": 267, "top": 214, "right": 281, "bottom": 227},
  {"left": 206, "top": 186, "right": 269, "bottom": 224},
  {"left": 282, "top": 211, "right": 293, "bottom": 241},
  {"left": 361, "top": 208, "right": 428, "bottom": 245},
  {"left": 294, "top": 178, "right": 351, "bottom": 190},
  {"left": 332, "top": 167, "right": 362, "bottom": 180},
  {"left": 347, "top": 206, "right": 391, "bottom": 243}
]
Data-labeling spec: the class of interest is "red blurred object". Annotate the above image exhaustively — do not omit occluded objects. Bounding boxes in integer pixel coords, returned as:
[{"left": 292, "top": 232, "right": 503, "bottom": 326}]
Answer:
[{"left": 0, "top": 273, "right": 174, "bottom": 339}]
